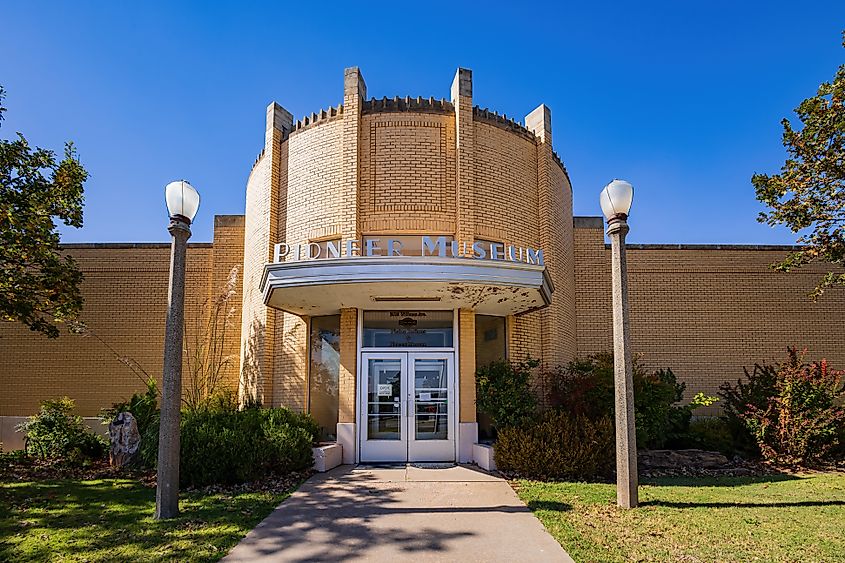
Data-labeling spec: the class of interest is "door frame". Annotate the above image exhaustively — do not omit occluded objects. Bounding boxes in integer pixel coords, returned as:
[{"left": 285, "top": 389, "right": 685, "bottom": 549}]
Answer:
[
  {"left": 357, "top": 351, "right": 456, "bottom": 463},
  {"left": 356, "top": 308, "right": 460, "bottom": 464}
]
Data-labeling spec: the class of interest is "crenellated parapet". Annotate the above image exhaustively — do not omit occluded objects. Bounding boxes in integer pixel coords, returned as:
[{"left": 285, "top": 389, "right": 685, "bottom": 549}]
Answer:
[
  {"left": 552, "top": 150, "right": 568, "bottom": 177},
  {"left": 290, "top": 104, "right": 344, "bottom": 136},
  {"left": 473, "top": 106, "right": 537, "bottom": 143},
  {"left": 362, "top": 96, "right": 454, "bottom": 115}
]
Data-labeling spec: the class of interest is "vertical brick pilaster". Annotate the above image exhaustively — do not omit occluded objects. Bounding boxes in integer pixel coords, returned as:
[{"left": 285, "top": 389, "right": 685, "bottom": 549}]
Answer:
[
  {"left": 451, "top": 68, "right": 475, "bottom": 252},
  {"left": 342, "top": 67, "right": 366, "bottom": 250},
  {"left": 338, "top": 308, "right": 358, "bottom": 423},
  {"left": 459, "top": 309, "right": 476, "bottom": 423}
]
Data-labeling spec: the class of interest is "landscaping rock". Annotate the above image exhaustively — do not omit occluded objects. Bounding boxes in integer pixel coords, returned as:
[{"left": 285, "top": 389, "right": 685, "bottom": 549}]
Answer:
[
  {"left": 108, "top": 412, "right": 140, "bottom": 467},
  {"left": 639, "top": 449, "right": 730, "bottom": 470},
  {"left": 636, "top": 448, "right": 783, "bottom": 478}
]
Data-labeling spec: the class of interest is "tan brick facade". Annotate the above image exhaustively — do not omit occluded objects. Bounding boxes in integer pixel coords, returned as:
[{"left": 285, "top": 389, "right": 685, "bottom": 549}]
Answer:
[
  {"left": 2, "top": 65, "right": 844, "bottom": 444},
  {"left": 574, "top": 219, "right": 845, "bottom": 409},
  {"left": 0, "top": 216, "right": 244, "bottom": 417}
]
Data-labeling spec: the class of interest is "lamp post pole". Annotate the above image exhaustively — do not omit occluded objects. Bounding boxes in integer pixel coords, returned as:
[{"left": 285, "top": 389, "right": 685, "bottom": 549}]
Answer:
[
  {"left": 156, "top": 181, "right": 200, "bottom": 520},
  {"left": 600, "top": 179, "right": 638, "bottom": 509}
]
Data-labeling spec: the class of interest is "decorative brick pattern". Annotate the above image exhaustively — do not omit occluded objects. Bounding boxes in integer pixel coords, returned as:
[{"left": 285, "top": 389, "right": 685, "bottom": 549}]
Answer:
[{"left": 359, "top": 113, "right": 456, "bottom": 234}]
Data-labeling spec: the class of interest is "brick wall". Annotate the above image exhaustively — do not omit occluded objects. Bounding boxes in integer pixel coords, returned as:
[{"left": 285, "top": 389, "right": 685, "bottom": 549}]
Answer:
[
  {"left": 575, "top": 218, "right": 845, "bottom": 409},
  {"left": 0, "top": 245, "right": 212, "bottom": 417},
  {"left": 0, "top": 216, "right": 246, "bottom": 418}
]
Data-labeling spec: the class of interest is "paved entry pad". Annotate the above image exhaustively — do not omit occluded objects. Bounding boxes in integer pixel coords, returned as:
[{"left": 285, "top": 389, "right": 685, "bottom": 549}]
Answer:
[{"left": 223, "top": 464, "right": 572, "bottom": 562}]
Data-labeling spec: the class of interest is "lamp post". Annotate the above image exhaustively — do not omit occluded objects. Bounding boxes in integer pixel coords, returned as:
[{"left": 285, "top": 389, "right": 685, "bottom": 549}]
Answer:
[
  {"left": 600, "top": 179, "right": 638, "bottom": 509},
  {"left": 155, "top": 180, "right": 200, "bottom": 520}
]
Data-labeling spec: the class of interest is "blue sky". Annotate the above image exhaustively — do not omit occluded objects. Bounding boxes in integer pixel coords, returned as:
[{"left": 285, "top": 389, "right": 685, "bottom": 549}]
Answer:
[{"left": 1, "top": 1, "right": 843, "bottom": 243}]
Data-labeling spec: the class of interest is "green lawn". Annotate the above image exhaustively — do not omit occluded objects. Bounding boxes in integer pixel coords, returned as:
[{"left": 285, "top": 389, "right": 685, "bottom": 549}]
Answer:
[
  {"left": 516, "top": 473, "right": 845, "bottom": 562},
  {"left": 0, "top": 477, "right": 301, "bottom": 562}
]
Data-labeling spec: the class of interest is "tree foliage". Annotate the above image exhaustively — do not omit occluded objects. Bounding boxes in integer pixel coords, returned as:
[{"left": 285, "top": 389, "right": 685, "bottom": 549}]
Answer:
[
  {"left": 753, "top": 33, "right": 845, "bottom": 299},
  {"left": 0, "top": 86, "right": 87, "bottom": 337}
]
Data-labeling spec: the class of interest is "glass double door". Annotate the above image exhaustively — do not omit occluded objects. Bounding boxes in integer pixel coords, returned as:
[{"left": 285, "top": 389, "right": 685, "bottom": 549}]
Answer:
[{"left": 359, "top": 352, "right": 455, "bottom": 462}]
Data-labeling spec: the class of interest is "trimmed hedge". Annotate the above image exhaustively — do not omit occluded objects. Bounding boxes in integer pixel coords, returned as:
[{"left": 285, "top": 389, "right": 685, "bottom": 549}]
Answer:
[
  {"left": 142, "top": 406, "right": 319, "bottom": 487},
  {"left": 494, "top": 411, "right": 614, "bottom": 480}
]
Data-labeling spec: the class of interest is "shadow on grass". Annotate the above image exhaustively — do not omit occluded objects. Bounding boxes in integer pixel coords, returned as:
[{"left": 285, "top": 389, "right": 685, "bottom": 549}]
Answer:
[
  {"left": 0, "top": 478, "right": 289, "bottom": 562},
  {"left": 642, "top": 499, "right": 845, "bottom": 509},
  {"left": 641, "top": 473, "right": 801, "bottom": 487},
  {"left": 526, "top": 500, "right": 572, "bottom": 512}
]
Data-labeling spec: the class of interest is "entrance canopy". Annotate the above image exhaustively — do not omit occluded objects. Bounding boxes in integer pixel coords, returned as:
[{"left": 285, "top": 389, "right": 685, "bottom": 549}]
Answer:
[{"left": 260, "top": 256, "right": 553, "bottom": 316}]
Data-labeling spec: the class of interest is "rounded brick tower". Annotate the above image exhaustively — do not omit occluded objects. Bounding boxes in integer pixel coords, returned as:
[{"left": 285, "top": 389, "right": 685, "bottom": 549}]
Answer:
[{"left": 239, "top": 67, "right": 575, "bottom": 463}]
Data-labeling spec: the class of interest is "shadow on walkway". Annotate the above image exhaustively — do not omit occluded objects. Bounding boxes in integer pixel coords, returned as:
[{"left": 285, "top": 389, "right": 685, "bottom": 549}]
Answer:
[{"left": 224, "top": 466, "right": 572, "bottom": 562}]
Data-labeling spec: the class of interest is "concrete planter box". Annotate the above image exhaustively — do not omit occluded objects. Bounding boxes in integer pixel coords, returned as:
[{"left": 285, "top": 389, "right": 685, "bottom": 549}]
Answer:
[
  {"left": 473, "top": 443, "right": 497, "bottom": 471},
  {"left": 312, "top": 443, "right": 342, "bottom": 472}
]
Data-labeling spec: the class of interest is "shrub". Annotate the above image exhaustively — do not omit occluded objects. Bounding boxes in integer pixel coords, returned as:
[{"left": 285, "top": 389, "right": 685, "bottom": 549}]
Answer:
[
  {"left": 548, "top": 353, "right": 716, "bottom": 449},
  {"left": 682, "top": 417, "right": 737, "bottom": 457},
  {"left": 721, "top": 348, "right": 845, "bottom": 465},
  {"left": 17, "top": 397, "right": 107, "bottom": 464},
  {"left": 476, "top": 358, "right": 539, "bottom": 431},
  {"left": 494, "top": 411, "right": 614, "bottom": 480},
  {"left": 142, "top": 404, "right": 319, "bottom": 487},
  {"left": 719, "top": 361, "right": 778, "bottom": 456}
]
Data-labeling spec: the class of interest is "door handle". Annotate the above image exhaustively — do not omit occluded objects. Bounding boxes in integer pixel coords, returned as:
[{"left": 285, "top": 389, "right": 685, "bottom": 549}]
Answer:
[{"left": 407, "top": 397, "right": 413, "bottom": 418}]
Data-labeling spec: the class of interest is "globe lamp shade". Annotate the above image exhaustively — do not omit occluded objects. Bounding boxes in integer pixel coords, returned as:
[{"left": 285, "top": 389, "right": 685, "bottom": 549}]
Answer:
[
  {"left": 599, "top": 179, "right": 634, "bottom": 221},
  {"left": 165, "top": 180, "right": 200, "bottom": 223}
]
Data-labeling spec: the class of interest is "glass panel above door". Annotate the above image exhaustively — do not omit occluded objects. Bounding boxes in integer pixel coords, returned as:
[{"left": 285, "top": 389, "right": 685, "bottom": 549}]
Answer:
[{"left": 362, "top": 311, "right": 454, "bottom": 348}]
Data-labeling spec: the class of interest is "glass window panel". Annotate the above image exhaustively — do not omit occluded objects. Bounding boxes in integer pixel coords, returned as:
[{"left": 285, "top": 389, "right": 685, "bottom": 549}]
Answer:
[
  {"left": 475, "top": 315, "right": 507, "bottom": 366},
  {"left": 362, "top": 311, "right": 453, "bottom": 348},
  {"left": 308, "top": 315, "right": 340, "bottom": 441},
  {"left": 367, "top": 359, "right": 402, "bottom": 440},
  {"left": 475, "top": 315, "right": 506, "bottom": 441},
  {"left": 414, "top": 358, "right": 448, "bottom": 440}
]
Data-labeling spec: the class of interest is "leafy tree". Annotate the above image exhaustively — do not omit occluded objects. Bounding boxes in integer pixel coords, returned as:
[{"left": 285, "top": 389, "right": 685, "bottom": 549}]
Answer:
[
  {"left": 753, "top": 33, "right": 845, "bottom": 299},
  {"left": 0, "top": 86, "right": 87, "bottom": 337}
]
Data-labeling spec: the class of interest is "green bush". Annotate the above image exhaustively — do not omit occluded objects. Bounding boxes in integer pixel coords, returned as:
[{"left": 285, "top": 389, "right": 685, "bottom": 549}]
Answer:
[
  {"left": 17, "top": 397, "right": 107, "bottom": 464},
  {"left": 682, "top": 417, "right": 737, "bottom": 457},
  {"left": 548, "top": 353, "right": 716, "bottom": 449},
  {"left": 142, "top": 405, "right": 319, "bottom": 487},
  {"left": 494, "top": 411, "right": 614, "bottom": 480},
  {"left": 476, "top": 358, "right": 539, "bottom": 431},
  {"left": 719, "top": 361, "right": 778, "bottom": 456},
  {"left": 721, "top": 348, "right": 845, "bottom": 465}
]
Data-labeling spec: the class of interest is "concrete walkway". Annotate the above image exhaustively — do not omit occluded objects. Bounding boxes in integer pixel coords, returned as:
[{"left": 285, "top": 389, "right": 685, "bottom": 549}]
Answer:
[{"left": 223, "top": 464, "right": 573, "bottom": 562}]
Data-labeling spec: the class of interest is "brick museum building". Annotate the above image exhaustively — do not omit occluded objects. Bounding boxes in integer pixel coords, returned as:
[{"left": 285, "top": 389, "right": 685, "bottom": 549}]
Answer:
[{"left": 1, "top": 67, "right": 844, "bottom": 463}]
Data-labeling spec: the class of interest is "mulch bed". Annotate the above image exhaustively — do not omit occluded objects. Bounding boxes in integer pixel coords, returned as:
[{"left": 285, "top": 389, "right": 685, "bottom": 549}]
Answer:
[
  {"left": 0, "top": 453, "right": 313, "bottom": 495},
  {"left": 0, "top": 454, "right": 138, "bottom": 483}
]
